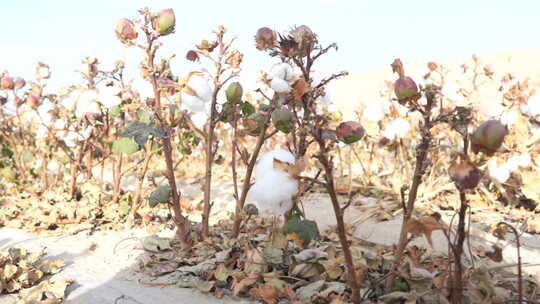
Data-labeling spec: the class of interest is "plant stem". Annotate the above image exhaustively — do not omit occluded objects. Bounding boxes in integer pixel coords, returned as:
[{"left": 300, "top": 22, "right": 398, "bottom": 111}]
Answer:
[
  {"left": 112, "top": 153, "right": 123, "bottom": 204},
  {"left": 201, "top": 88, "right": 219, "bottom": 238},
  {"left": 317, "top": 148, "right": 360, "bottom": 304},
  {"left": 384, "top": 129, "right": 431, "bottom": 292},
  {"left": 450, "top": 190, "right": 468, "bottom": 304},
  {"left": 497, "top": 222, "right": 523, "bottom": 303}
]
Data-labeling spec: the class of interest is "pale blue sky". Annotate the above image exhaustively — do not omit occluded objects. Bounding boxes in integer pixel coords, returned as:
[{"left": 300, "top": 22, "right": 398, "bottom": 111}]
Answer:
[{"left": 1, "top": 0, "right": 539, "bottom": 90}]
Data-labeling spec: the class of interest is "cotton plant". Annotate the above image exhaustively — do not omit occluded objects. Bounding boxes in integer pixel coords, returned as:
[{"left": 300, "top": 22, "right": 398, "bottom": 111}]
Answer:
[
  {"left": 236, "top": 24, "right": 372, "bottom": 302},
  {"left": 171, "top": 26, "right": 243, "bottom": 238}
]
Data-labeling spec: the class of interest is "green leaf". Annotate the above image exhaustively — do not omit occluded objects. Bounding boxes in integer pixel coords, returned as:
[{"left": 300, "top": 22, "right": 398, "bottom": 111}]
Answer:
[
  {"left": 240, "top": 102, "right": 255, "bottom": 117},
  {"left": 283, "top": 216, "right": 319, "bottom": 248},
  {"left": 112, "top": 138, "right": 140, "bottom": 154},
  {"left": 21, "top": 151, "right": 34, "bottom": 163},
  {"left": 149, "top": 184, "right": 171, "bottom": 207},
  {"left": 122, "top": 121, "right": 165, "bottom": 146},
  {"left": 109, "top": 105, "right": 122, "bottom": 117}
]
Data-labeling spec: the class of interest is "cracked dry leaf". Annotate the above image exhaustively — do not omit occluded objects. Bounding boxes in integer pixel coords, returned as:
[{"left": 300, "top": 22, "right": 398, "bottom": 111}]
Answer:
[{"left": 406, "top": 215, "right": 445, "bottom": 246}]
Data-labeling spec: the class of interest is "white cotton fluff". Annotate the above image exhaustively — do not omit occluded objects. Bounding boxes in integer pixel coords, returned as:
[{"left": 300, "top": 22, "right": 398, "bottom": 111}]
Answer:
[
  {"left": 270, "top": 77, "right": 291, "bottom": 94},
  {"left": 249, "top": 149, "right": 298, "bottom": 217},
  {"left": 37, "top": 100, "right": 55, "bottom": 125},
  {"left": 506, "top": 153, "right": 531, "bottom": 172},
  {"left": 75, "top": 90, "right": 100, "bottom": 119},
  {"left": 500, "top": 110, "right": 518, "bottom": 126},
  {"left": 521, "top": 93, "right": 540, "bottom": 118},
  {"left": 441, "top": 81, "right": 463, "bottom": 102},
  {"left": 311, "top": 73, "right": 332, "bottom": 105},
  {"left": 190, "top": 111, "right": 208, "bottom": 129},
  {"left": 270, "top": 63, "right": 294, "bottom": 81},
  {"left": 98, "top": 85, "right": 122, "bottom": 109},
  {"left": 381, "top": 118, "right": 411, "bottom": 140},
  {"left": 362, "top": 103, "right": 385, "bottom": 123},
  {"left": 488, "top": 157, "right": 511, "bottom": 183},
  {"left": 181, "top": 74, "right": 212, "bottom": 113}
]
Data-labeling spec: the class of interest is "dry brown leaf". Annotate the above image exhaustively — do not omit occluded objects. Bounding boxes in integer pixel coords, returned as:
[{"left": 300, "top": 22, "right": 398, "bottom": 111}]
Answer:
[
  {"left": 292, "top": 79, "right": 310, "bottom": 102},
  {"left": 283, "top": 284, "right": 297, "bottom": 301},
  {"left": 406, "top": 215, "right": 445, "bottom": 246},
  {"left": 485, "top": 245, "right": 503, "bottom": 262},
  {"left": 249, "top": 283, "right": 279, "bottom": 304},
  {"left": 244, "top": 247, "right": 267, "bottom": 275},
  {"left": 232, "top": 274, "right": 259, "bottom": 296}
]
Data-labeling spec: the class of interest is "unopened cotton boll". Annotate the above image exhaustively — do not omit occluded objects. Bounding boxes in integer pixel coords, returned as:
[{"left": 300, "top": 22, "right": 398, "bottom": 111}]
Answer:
[
  {"left": 270, "top": 77, "right": 291, "bottom": 93},
  {"left": 270, "top": 63, "right": 294, "bottom": 81}
]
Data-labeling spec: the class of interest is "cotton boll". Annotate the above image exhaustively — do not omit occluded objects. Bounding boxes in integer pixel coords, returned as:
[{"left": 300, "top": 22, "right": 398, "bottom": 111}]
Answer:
[
  {"left": 53, "top": 119, "right": 66, "bottom": 130},
  {"left": 250, "top": 149, "right": 298, "bottom": 217},
  {"left": 36, "top": 124, "right": 49, "bottom": 139},
  {"left": 362, "top": 103, "right": 385, "bottom": 123},
  {"left": 75, "top": 90, "right": 100, "bottom": 119},
  {"left": 270, "top": 63, "right": 294, "bottom": 81},
  {"left": 488, "top": 158, "right": 510, "bottom": 183},
  {"left": 181, "top": 93, "right": 207, "bottom": 113},
  {"left": 61, "top": 92, "right": 79, "bottom": 111},
  {"left": 98, "top": 85, "right": 122, "bottom": 109},
  {"left": 190, "top": 112, "right": 208, "bottom": 129},
  {"left": 64, "top": 131, "right": 79, "bottom": 148},
  {"left": 249, "top": 166, "right": 298, "bottom": 217},
  {"left": 47, "top": 160, "right": 60, "bottom": 175},
  {"left": 270, "top": 77, "right": 291, "bottom": 93},
  {"left": 500, "top": 110, "right": 518, "bottom": 126},
  {"left": 507, "top": 153, "right": 531, "bottom": 171},
  {"left": 186, "top": 74, "right": 212, "bottom": 102},
  {"left": 442, "top": 81, "right": 463, "bottom": 102},
  {"left": 389, "top": 118, "right": 410, "bottom": 139},
  {"left": 255, "top": 149, "right": 295, "bottom": 180},
  {"left": 37, "top": 100, "right": 55, "bottom": 124},
  {"left": 522, "top": 93, "right": 540, "bottom": 117}
]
